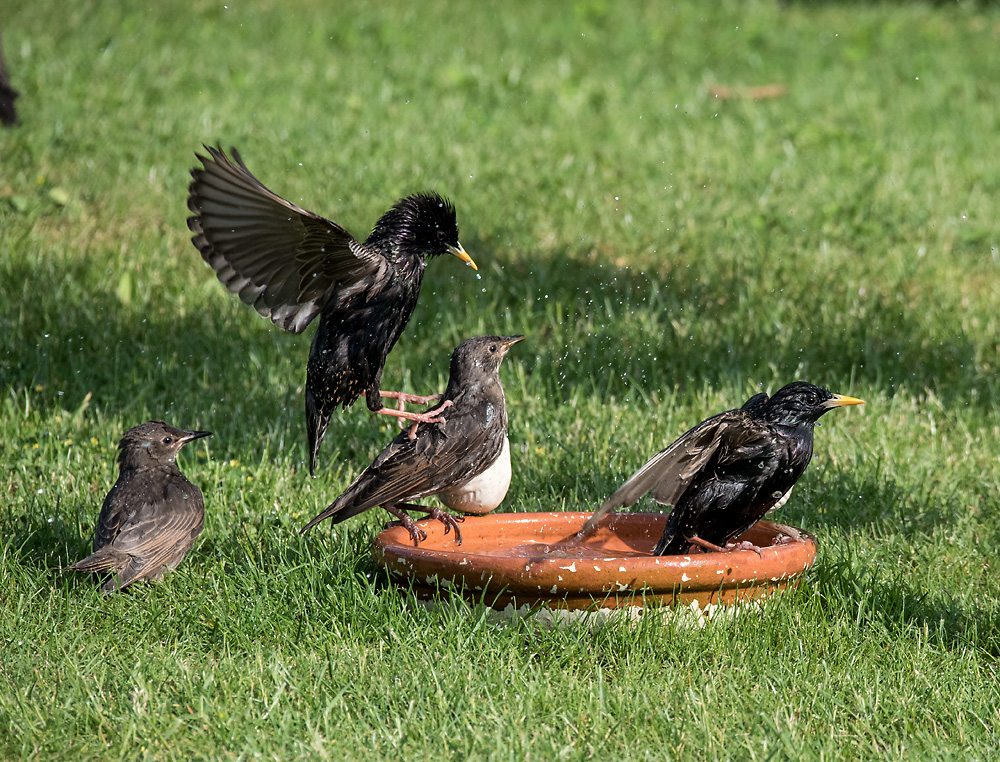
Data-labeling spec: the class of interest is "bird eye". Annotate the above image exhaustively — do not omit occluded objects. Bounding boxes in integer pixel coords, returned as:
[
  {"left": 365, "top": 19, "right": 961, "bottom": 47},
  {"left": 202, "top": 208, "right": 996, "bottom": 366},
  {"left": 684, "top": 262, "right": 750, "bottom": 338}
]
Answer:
[
  {"left": 162, "top": 436, "right": 173, "bottom": 444},
  {"left": 489, "top": 344, "right": 497, "bottom": 353}
]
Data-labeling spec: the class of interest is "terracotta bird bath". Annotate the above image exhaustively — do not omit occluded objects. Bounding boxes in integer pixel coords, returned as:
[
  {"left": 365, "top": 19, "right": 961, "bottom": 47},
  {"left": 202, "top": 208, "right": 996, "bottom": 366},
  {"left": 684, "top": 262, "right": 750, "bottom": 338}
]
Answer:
[{"left": 373, "top": 512, "right": 816, "bottom": 611}]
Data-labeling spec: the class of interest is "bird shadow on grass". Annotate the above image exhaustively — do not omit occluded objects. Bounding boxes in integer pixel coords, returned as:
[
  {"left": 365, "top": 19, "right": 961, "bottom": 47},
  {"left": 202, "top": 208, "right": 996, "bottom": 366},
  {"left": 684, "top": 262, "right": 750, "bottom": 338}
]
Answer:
[
  {"left": 0, "top": 256, "right": 309, "bottom": 445},
  {"left": 424, "top": 244, "right": 995, "bottom": 413},
  {"left": 4, "top": 239, "right": 994, "bottom": 428},
  {"left": 3, "top": 491, "right": 93, "bottom": 571},
  {"left": 786, "top": 467, "right": 957, "bottom": 540}
]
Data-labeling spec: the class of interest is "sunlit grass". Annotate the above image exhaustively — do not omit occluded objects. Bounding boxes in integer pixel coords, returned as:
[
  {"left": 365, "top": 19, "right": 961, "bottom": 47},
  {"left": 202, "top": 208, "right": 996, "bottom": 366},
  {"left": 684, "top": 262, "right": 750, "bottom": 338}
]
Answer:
[{"left": 2, "top": 0, "right": 1000, "bottom": 759}]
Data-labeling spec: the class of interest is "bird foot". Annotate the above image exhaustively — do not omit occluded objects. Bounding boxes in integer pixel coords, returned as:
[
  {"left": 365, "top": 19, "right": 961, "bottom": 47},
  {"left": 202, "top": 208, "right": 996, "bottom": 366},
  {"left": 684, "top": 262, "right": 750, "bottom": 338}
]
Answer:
[
  {"left": 395, "top": 502, "right": 464, "bottom": 545},
  {"left": 380, "top": 390, "right": 445, "bottom": 429},
  {"left": 425, "top": 505, "right": 464, "bottom": 545},
  {"left": 406, "top": 399, "right": 454, "bottom": 440},
  {"left": 685, "top": 536, "right": 728, "bottom": 554},
  {"left": 684, "top": 536, "right": 765, "bottom": 558},
  {"left": 375, "top": 399, "right": 453, "bottom": 439},
  {"left": 380, "top": 390, "right": 444, "bottom": 406},
  {"left": 382, "top": 505, "right": 428, "bottom": 544},
  {"left": 774, "top": 533, "right": 806, "bottom": 546},
  {"left": 725, "top": 540, "right": 766, "bottom": 558}
]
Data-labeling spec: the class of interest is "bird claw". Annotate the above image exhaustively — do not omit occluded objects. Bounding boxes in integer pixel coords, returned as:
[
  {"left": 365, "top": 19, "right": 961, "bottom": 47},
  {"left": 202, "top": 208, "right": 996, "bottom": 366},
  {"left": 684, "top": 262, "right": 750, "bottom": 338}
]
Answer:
[
  {"left": 380, "top": 390, "right": 445, "bottom": 409},
  {"left": 383, "top": 502, "right": 463, "bottom": 545},
  {"left": 406, "top": 400, "right": 454, "bottom": 440},
  {"left": 725, "top": 540, "right": 766, "bottom": 558},
  {"left": 380, "top": 391, "right": 446, "bottom": 429},
  {"left": 379, "top": 390, "right": 444, "bottom": 429},
  {"left": 685, "top": 535, "right": 727, "bottom": 554},
  {"left": 375, "top": 399, "right": 453, "bottom": 438},
  {"left": 426, "top": 506, "right": 464, "bottom": 545},
  {"left": 774, "top": 533, "right": 806, "bottom": 546},
  {"left": 684, "top": 536, "right": 765, "bottom": 557},
  {"left": 385, "top": 517, "right": 428, "bottom": 545}
]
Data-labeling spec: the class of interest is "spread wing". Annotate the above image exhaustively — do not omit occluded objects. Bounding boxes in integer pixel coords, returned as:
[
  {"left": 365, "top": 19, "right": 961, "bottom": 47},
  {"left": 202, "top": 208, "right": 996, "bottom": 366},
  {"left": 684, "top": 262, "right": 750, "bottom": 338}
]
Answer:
[
  {"left": 301, "top": 403, "right": 502, "bottom": 532},
  {"left": 188, "top": 145, "right": 384, "bottom": 334},
  {"left": 580, "top": 412, "right": 745, "bottom": 536}
]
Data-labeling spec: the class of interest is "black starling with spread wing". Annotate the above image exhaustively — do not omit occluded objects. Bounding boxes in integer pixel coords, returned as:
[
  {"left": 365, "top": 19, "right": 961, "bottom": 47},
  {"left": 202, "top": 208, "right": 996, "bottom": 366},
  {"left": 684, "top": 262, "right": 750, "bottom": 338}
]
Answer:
[
  {"left": 68, "top": 421, "right": 211, "bottom": 593},
  {"left": 581, "top": 382, "right": 863, "bottom": 555},
  {"left": 300, "top": 335, "right": 524, "bottom": 544},
  {"left": 187, "top": 146, "right": 477, "bottom": 476}
]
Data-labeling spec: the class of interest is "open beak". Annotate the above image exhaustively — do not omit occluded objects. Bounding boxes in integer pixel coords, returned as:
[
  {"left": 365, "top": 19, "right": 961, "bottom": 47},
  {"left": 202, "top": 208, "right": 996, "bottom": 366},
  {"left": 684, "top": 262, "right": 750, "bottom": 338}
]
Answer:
[
  {"left": 448, "top": 242, "right": 478, "bottom": 271},
  {"left": 827, "top": 394, "right": 865, "bottom": 408}
]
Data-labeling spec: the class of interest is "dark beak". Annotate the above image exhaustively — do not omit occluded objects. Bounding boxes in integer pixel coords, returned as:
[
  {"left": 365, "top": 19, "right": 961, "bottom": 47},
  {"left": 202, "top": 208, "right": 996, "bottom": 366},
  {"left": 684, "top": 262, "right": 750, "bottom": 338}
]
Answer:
[
  {"left": 180, "top": 429, "right": 213, "bottom": 444},
  {"left": 499, "top": 335, "right": 526, "bottom": 356}
]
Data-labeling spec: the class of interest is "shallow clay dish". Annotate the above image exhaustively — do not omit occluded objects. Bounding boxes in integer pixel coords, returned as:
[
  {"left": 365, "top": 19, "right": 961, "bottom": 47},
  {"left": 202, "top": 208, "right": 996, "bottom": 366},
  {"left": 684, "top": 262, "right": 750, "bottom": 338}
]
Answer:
[{"left": 374, "top": 512, "right": 816, "bottom": 610}]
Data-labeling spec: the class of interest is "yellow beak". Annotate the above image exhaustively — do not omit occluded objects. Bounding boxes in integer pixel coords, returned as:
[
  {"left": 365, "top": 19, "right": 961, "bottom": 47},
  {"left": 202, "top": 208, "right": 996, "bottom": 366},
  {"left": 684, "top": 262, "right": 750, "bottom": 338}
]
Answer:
[
  {"left": 829, "top": 394, "right": 865, "bottom": 408},
  {"left": 449, "top": 243, "right": 478, "bottom": 271}
]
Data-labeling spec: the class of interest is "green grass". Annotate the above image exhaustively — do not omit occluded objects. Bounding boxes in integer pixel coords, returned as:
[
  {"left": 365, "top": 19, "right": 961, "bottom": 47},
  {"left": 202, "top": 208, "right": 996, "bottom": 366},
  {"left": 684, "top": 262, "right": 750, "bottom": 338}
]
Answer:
[{"left": 3, "top": 0, "right": 1000, "bottom": 758}]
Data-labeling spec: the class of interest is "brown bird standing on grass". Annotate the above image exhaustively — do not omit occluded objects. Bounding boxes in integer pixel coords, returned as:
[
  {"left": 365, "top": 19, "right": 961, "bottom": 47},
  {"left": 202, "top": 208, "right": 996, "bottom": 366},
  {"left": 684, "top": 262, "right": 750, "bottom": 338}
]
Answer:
[
  {"left": 68, "top": 421, "right": 211, "bottom": 593},
  {"left": 187, "top": 146, "right": 478, "bottom": 476},
  {"left": 300, "top": 335, "right": 524, "bottom": 545},
  {"left": 581, "top": 382, "right": 863, "bottom": 555}
]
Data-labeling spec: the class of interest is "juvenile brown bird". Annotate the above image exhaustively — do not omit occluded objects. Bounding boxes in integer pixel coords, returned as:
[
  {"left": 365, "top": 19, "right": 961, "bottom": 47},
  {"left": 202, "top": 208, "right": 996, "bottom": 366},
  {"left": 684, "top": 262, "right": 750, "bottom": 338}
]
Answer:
[
  {"left": 581, "top": 382, "right": 863, "bottom": 555},
  {"left": 300, "top": 335, "right": 524, "bottom": 544},
  {"left": 187, "top": 146, "right": 477, "bottom": 476},
  {"left": 67, "top": 421, "right": 211, "bottom": 593}
]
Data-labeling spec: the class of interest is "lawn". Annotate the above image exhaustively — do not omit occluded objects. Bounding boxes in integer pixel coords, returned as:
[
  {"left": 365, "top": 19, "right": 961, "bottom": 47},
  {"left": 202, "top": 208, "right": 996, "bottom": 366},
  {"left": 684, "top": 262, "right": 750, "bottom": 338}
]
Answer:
[{"left": 2, "top": 0, "right": 999, "bottom": 759}]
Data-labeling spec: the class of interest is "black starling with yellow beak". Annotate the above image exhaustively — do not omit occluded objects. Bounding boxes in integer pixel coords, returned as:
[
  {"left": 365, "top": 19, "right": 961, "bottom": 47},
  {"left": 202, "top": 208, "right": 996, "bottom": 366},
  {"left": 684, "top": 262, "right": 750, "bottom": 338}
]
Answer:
[{"left": 581, "top": 382, "right": 863, "bottom": 555}]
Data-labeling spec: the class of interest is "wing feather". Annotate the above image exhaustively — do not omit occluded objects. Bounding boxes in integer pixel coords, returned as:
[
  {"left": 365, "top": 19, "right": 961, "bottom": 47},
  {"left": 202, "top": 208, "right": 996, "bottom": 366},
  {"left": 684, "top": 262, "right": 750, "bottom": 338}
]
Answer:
[
  {"left": 188, "top": 146, "right": 384, "bottom": 334},
  {"left": 301, "top": 405, "right": 500, "bottom": 532},
  {"left": 580, "top": 415, "right": 735, "bottom": 535}
]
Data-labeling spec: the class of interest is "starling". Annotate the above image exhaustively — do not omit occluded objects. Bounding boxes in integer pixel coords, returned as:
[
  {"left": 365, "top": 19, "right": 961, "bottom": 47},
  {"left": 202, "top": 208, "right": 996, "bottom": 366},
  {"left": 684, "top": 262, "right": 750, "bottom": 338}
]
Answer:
[
  {"left": 187, "top": 146, "right": 478, "bottom": 477},
  {"left": 67, "top": 421, "right": 211, "bottom": 593},
  {"left": 300, "top": 335, "right": 524, "bottom": 544},
  {"left": 581, "top": 382, "right": 863, "bottom": 555}
]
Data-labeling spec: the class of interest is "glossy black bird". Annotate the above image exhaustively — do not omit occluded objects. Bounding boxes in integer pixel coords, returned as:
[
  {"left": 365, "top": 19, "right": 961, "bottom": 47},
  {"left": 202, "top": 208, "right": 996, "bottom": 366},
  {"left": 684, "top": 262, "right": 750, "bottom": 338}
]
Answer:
[
  {"left": 300, "top": 335, "right": 524, "bottom": 544},
  {"left": 67, "top": 421, "right": 211, "bottom": 593},
  {"left": 581, "top": 382, "right": 863, "bottom": 555},
  {"left": 187, "top": 146, "right": 478, "bottom": 476}
]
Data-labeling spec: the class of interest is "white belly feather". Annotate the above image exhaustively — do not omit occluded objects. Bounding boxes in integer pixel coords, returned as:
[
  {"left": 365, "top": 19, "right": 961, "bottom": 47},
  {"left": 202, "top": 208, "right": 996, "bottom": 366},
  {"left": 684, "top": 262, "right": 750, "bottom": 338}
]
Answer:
[{"left": 437, "top": 437, "right": 512, "bottom": 515}]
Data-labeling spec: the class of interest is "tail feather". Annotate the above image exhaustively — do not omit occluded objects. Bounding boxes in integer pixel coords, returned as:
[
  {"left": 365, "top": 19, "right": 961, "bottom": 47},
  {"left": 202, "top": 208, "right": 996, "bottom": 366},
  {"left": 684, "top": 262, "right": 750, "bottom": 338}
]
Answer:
[
  {"left": 67, "top": 546, "right": 130, "bottom": 573},
  {"left": 68, "top": 547, "right": 146, "bottom": 593},
  {"left": 306, "top": 390, "right": 331, "bottom": 478},
  {"left": 300, "top": 497, "right": 373, "bottom": 535},
  {"left": 652, "top": 511, "right": 687, "bottom": 556},
  {"left": 99, "top": 561, "right": 145, "bottom": 593}
]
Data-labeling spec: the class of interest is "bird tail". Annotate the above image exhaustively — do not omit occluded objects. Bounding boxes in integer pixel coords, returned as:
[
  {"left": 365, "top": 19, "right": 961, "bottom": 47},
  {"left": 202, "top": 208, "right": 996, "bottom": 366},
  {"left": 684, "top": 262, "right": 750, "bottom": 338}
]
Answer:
[
  {"left": 67, "top": 547, "right": 145, "bottom": 593},
  {"left": 306, "top": 390, "right": 331, "bottom": 478},
  {"left": 66, "top": 546, "right": 129, "bottom": 573},
  {"left": 299, "top": 496, "right": 373, "bottom": 535},
  {"left": 652, "top": 511, "right": 688, "bottom": 556}
]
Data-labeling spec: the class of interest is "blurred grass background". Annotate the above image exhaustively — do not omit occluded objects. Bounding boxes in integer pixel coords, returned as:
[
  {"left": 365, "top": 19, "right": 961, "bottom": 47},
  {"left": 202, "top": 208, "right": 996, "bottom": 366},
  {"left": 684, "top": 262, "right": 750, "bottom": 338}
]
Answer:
[{"left": 2, "top": 1, "right": 999, "bottom": 759}]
